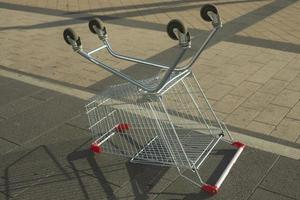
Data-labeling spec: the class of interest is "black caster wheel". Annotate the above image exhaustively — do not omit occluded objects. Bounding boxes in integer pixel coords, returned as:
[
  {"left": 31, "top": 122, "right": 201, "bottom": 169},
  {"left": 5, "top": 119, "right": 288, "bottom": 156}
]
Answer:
[
  {"left": 200, "top": 4, "right": 218, "bottom": 22},
  {"left": 89, "top": 18, "right": 105, "bottom": 34},
  {"left": 167, "top": 19, "right": 186, "bottom": 40},
  {"left": 63, "top": 28, "right": 78, "bottom": 45}
]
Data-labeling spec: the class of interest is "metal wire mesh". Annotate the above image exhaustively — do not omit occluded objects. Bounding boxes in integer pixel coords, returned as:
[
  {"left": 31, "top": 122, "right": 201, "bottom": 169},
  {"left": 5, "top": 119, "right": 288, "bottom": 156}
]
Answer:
[{"left": 85, "top": 73, "right": 228, "bottom": 169}]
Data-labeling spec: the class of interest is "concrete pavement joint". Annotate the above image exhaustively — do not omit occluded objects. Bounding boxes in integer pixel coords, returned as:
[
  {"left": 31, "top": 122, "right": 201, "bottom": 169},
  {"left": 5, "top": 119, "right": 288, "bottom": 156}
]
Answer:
[
  {"left": 64, "top": 122, "right": 89, "bottom": 131},
  {"left": 1, "top": 105, "right": 86, "bottom": 156},
  {"left": 11, "top": 171, "right": 56, "bottom": 199},
  {"left": 257, "top": 187, "right": 298, "bottom": 200},
  {"left": 246, "top": 155, "right": 280, "bottom": 200},
  {"left": 0, "top": 136, "right": 20, "bottom": 147}
]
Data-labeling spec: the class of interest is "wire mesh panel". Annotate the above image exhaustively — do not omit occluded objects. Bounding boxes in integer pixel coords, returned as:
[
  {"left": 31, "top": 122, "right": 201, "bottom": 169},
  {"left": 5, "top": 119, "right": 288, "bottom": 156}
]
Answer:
[{"left": 86, "top": 73, "right": 227, "bottom": 169}]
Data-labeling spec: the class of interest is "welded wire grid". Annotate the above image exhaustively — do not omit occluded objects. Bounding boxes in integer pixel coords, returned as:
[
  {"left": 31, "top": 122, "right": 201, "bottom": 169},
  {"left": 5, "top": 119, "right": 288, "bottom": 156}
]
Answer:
[{"left": 85, "top": 73, "right": 227, "bottom": 168}]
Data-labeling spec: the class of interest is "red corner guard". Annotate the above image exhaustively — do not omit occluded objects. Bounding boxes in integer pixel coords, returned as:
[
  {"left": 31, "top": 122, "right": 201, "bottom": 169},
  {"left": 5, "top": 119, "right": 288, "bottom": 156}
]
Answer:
[
  {"left": 115, "top": 123, "right": 130, "bottom": 133},
  {"left": 232, "top": 141, "right": 245, "bottom": 148},
  {"left": 201, "top": 184, "right": 219, "bottom": 194},
  {"left": 90, "top": 143, "right": 103, "bottom": 153}
]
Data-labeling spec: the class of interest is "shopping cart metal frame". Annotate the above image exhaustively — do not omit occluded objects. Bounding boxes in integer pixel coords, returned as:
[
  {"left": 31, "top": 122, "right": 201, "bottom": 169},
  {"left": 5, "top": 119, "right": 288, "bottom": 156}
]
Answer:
[{"left": 63, "top": 4, "right": 245, "bottom": 194}]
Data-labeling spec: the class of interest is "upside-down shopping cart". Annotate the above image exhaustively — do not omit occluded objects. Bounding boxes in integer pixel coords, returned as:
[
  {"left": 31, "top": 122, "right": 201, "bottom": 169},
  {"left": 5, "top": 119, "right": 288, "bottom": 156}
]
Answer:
[{"left": 63, "top": 4, "right": 245, "bottom": 194}]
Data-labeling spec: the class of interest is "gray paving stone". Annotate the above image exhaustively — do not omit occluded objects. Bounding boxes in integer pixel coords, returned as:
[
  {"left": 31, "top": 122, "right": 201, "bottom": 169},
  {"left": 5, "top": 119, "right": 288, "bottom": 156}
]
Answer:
[
  {"left": 287, "top": 101, "right": 300, "bottom": 121},
  {"left": 29, "top": 89, "right": 61, "bottom": 101},
  {"left": 154, "top": 148, "right": 278, "bottom": 200},
  {"left": 5, "top": 150, "right": 130, "bottom": 200},
  {"left": 115, "top": 165, "right": 177, "bottom": 200},
  {"left": 220, "top": 71, "right": 249, "bottom": 87},
  {"left": 251, "top": 53, "right": 276, "bottom": 64},
  {"left": 258, "top": 79, "right": 289, "bottom": 95},
  {"left": 242, "top": 92, "right": 276, "bottom": 111},
  {"left": 0, "top": 80, "right": 40, "bottom": 107},
  {"left": 273, "top": 69, "right": 299, "bottom": 82},
  {"left": 247, "top": 67, "right": 279, "bottom": 84},
  {"left": 205, "top": 84, "right": 234, "bottom": 101},
  {"left": 264, "top": 59, "right": 290, "bottom": 71},
  {"left": 225, "top": 106, "right": 260, "bottom": 128},
  {"left": 0, "top": 131, "right": 129, "bottom": 200},
  {"left": 255, "top": 104, "right": 290, "bottom": 126},
  {"left": 0, "top": 94, "right": 84, "bottom": 145},
  {"left": 0, "top": 138, "right": 18, "bottom": 155},
  {"left": 287, "top": 77, "right": 300, "bottom": 92},
  {"left": 246, "top": 121, "right": 275, "bottom": 135},
  {"left": 0, "top": 76, "right": 13, "bottom": 86},
  {"left": 0, "top": 111, "right": 96, "bottom": 168},
  {"left": 272, "top": 90, "right": 300, "bottom": 108},
  {"left": 0, "top": 96, "right": 43, "bottom": 119},
  {"left": 66, "top": 113, "right": 89, "bottom": 130},
  {"left": 0, "top": 147, "right": 74, "bottom": 198},
  {"left": 0, "top": 191, "right": 9, "bottom": 200},
  {"left": 271, "top": 117, "right": 300, "bottom": 142},
  {"left": 230, "top": 81, "right": 262, "bottom": 98},
  {"left": 249, "top": 188, "right": 294, "bottom": 200},
  {"left": 1, "top": 157, "right": 117, "bottom": 200},
  {"left": 25, "top": 124, "right": 89, "bottom": 149},
  {"left": 12, "top": 174, "right": 116, "bottom": 200},
  {"left": 234, "top": 62, "right": 262, "bottom": 75},
  {"left": 260, "top": 156, "right": 300, "bottom": 200},
  {"left": 213, "top": 94, "right": 246, "bottom": 114}
]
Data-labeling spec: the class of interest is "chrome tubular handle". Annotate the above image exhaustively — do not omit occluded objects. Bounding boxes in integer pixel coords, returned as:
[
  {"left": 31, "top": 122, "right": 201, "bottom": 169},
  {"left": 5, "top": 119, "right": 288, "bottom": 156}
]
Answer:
[
  {"left": 77, "top": 46, "right": 190, "bottom": 93},
  {"left": 63, "top": 4, "right": 222, "bottom": 93},
  {"left": 103, "top": 40, "right": 170, "bottom": 70}
]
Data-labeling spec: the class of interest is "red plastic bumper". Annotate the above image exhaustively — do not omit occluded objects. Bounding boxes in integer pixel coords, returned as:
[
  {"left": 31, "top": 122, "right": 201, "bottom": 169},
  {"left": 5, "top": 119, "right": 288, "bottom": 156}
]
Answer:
[
  {"left": 90, "top": 143, "right": 103, "bottom": 153},
  {"left": 201, "top": 184, "right": 218, "bottom": 194}
]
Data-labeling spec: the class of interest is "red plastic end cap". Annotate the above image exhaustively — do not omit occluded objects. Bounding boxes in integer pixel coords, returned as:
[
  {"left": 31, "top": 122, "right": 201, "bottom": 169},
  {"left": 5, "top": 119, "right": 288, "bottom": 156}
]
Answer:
[
  {"left": 201, "top": 184, "right": 218, "bottom": 194},
  {"left": 115, "top": 123, "right": 130, "bottom": 133},
  {"left": 90, "top": 143, "right": 103, "bottom": 153},
  {"left": 232, "top": 141, "right": 245, "bottom": 148}
]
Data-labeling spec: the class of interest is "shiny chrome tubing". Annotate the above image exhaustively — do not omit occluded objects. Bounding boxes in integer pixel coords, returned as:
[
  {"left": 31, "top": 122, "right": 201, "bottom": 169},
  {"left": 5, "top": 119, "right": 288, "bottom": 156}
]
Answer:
[
  {"left": 104, "top": 40, "right": 170, "bottom": 70},
  {"left": 102, "top": 27, "right": 219, "bottom": 72},
  {"left": 77, "top": 49, "right": 190, "bottom": 93}
]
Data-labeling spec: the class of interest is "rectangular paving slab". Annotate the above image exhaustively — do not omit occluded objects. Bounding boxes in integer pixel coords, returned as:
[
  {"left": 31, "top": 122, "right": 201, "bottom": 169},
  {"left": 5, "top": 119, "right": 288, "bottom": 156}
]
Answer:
[
  {"left": 0, "top": 96, "right": 43, "bottom": 119},
  {"left": 0, "top": 138, "right": 18, "bottom": 156},
  {"left": 0, "top": 80, "right": 41, "bottom": 107},
  {"left": 260, "top": 156, "right": 300, "bottom": 199},
  {"left": 249, "top": 188, "right": 295, "bottom": 200},
  {"left": 0, "top": 76, "right": 13, "bottom": 86},
  {"left": 0, "top": 94, "right": 85, "bottom": 145},
  {"left": 0, "top": 123, "right": 131, "bottom": 200}
]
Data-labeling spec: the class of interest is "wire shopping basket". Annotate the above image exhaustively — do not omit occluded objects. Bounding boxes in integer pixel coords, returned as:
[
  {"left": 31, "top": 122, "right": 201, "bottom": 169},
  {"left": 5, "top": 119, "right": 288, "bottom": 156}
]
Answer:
[{"left": 63, "top": 4, "right": 245, "bottom": 194}]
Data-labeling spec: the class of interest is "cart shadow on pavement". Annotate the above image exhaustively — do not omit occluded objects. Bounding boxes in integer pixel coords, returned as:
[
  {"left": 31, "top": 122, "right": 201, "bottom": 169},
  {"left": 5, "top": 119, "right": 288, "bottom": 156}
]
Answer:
[
  {"left": 66, "top": 148, "right": 171, "bottom": 200},
  {"left": 1, "top": 136, "right": 237, "bottom": 200},
  {"left": 67, "top": 149, "right": 118, "bottom": 199},
  {"left": 1, "top": 145, "right": 71, "bottom": 200},
  {"left": 124, "top": 162, "right": 170, "bottom": 200}
]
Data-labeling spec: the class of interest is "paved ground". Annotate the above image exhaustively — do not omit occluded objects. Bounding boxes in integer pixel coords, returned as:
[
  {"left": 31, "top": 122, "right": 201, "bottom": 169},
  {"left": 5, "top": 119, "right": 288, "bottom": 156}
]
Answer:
[{"left": 0, "top": 0, "right": 299, "bottom": 199}]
